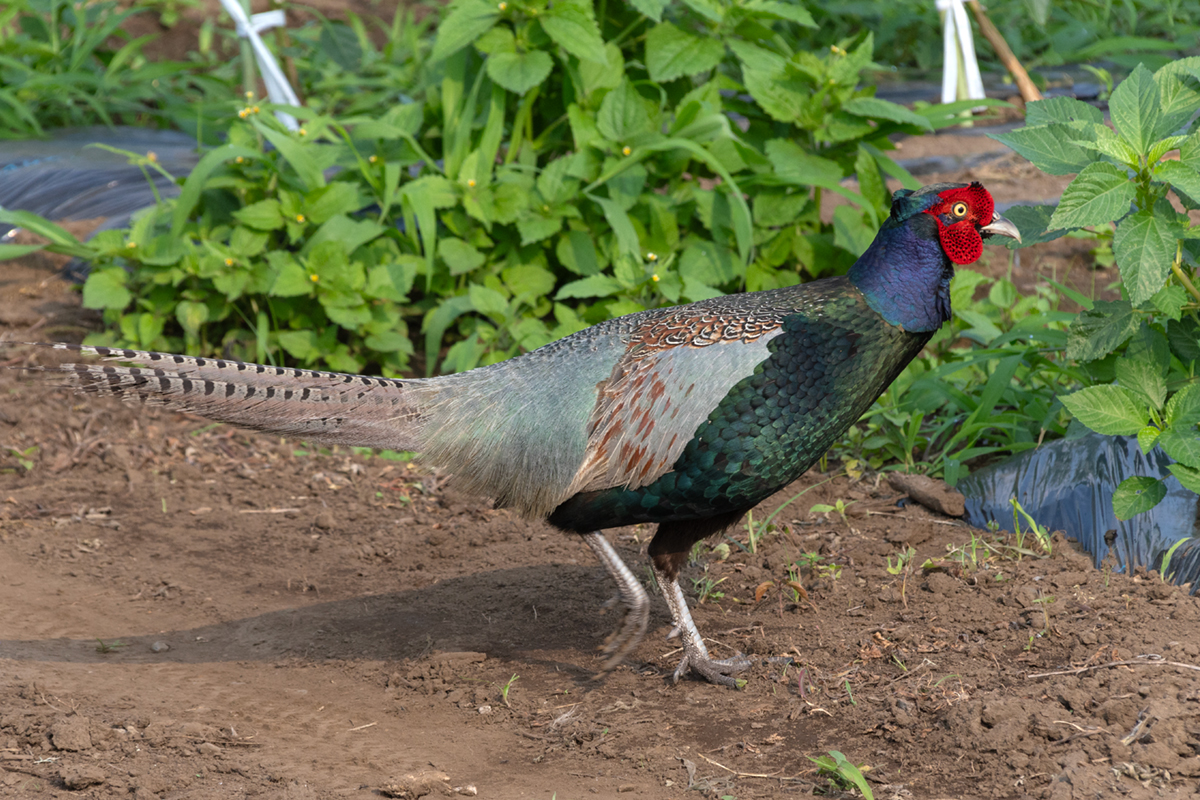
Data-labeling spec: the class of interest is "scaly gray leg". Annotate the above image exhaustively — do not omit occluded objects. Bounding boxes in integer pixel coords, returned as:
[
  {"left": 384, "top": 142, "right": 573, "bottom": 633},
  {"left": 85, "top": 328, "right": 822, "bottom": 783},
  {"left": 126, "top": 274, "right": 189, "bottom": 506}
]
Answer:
[
  {"left": 583, "top": 532, "right": 649, "bottom": 674},
  {"left": 653, "top": 565, "right": 751, "bottom": 687}
]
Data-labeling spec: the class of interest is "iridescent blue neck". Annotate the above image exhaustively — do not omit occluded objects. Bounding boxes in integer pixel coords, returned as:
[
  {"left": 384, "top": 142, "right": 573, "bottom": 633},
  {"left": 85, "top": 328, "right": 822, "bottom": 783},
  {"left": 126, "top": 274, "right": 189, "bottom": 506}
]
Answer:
[{"left": 847, "top": 218, "right": 953, "bottom": 333}]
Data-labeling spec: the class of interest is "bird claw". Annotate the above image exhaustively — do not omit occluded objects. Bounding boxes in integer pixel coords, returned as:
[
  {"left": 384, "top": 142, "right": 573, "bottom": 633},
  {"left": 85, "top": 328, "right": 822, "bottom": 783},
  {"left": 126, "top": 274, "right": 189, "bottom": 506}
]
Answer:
[
  {"left": 671, "top": 650, "right": 752, "bottom": 688},
  {"left": 595, "top": 597, "right": 650, "bottom": 675}
]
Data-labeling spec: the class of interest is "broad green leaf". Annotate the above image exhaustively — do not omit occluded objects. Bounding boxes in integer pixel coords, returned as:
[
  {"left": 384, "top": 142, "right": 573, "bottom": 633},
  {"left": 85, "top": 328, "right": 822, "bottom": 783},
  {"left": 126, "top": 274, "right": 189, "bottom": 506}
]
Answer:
[
  {"left": 1113, "top": 209, "right": 1177, "bottom": 305},
  {"left": 305, "top": 182, "right": 362, "bottom": 225},
  {"left": 1169, "top": 463, "right": 1200, "bottom": 494},
  {"left": 503, "top": 263, "right": 556, "bottom": 301},
  {"left": 997, "top": 204, "right": 1070, "bottom": 249},
  {"left": 645, "top": 22, "right": 725, "bottom": 82},
  {"left": 628, "top": 0, "right": 668, "bottom": 22},
  {"left": 1113, "top": 476, "right": 1167, "bottom": 520},
  {"left": 764, "top": 139, "right": 843, "bottom": 187},
  {"left": 439, "top": 237, "right": 486, "bottom": 274},
  {"left": 991, "top": 124, "right": 1094, "bottom": 175},
  {"left": 1157, "top": 56, "right": 1200, "bottom": 136},
  {"left": 422, "top": 294, "right": 475, "bottom": 374},
  {"left": 1109, "top": 64, "right": 1162, "bottom": 156},
  {"left": 1159, "top": 427, "right": 1200, "bottom": 467},
  {"left": 278, "top": 330, "right": 320, "bottom": 361},
  {"left": 1066, "top": 300, "right": 1138, "bottom": 361},
  {"left": 431, "top": 0, "right": 499, "bottom": 62},
  {"left": 304, "top": 215, "right": 384, "bottom": 256},
  {"left": 596, "top": 80, "right": 652, "bottom": 142},
  {"left": 82, "top": 268, "right": 132, "bottom": 310},
  {"left": 581, "top": 42, "right": 623, "bottom": 96},
  {"left": 1116, "top": 357, "right": 1167, "bottom": 410},
  {"left": 319, "top": 21, "right": 362, "bottom": 71},
  {"left": 1148, "top": 135, "right": 1189, "bottom": 165},
  {"left": 1155, "top": 160, "right": 1200, "bottom": 203},
  {"left": 590, "top": 194, "right": 640, "bottom": 257},
  {"left": 680, "top": 0, "right": 724, "bottom": 23},
  {"left": 1168, "top": 317, "right": 1200, "bottom": 363},
  {"left": 1137, "top": 425, "right": 1161, "bottom": 454},
  {"left": 540, "top": 0, "right": 606, "bottom": 64},
  {"left": 842, "top": 97, "right": 932, "bottom": 131},
  {"left": 1150, "top": 284, "right": 1188, "bottom": 321},
  {"left": 234, "top": 199, "right": 284, "bottom": 231},
  {"left": 468, "top": 284, "right": 510, "bottom": 318},
  {"left": 171, "top": 144, "right": 263, "bottom": 234},
  {"left": 742, "top": 0, "right": 816, "bottom": 26},
  {"left": 1024, "top": 97, "right": 1103, "bottom": 126},
  {"left": 175, "top": 300, "right": 209, "bottom": 336},
  {"left": 556, "top": 230, "right": 602, "bottom": 275},
  {"left": 1049, "top": 162, "right": 1137, "bottom": 229},
  {"left": 556, "top": 274, "right": 623, "bottom": 299},
  {"left": 854, "top": 145, "right": 888, "bottom": 216},
  {"left": 267, "top": 252, "right": 313, "bottom": 297},
  {"left": 487, "top": 50, "right": 553, "bottom": 95},
  {"left": 1181, "top": 132, "right": 1200, "bottom": 171},
  {"left": 1059, "top": 384, "right": 1147, "bottom": 435},
  {"left": 517, "top": 213, "right": 563, "bottom": 245},
  {"left": 1071, "top": 127, "right": 1140, "bottom": 167},
  {"left": 832, "top": 205, "right": 873, "bottom": 257},
  {"left": 1166, "top": 384, "right": 1200, "bottom": 426}
]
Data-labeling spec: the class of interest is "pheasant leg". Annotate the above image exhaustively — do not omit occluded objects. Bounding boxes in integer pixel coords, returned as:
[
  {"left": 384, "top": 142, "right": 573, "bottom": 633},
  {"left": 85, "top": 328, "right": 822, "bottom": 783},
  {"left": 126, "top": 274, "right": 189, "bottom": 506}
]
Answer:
[
  {"left": 583, "top": 532, "right": 650, "bottom": 673},
  {"left": 654, "top": 566, "right": 751, "bottom": 687}
]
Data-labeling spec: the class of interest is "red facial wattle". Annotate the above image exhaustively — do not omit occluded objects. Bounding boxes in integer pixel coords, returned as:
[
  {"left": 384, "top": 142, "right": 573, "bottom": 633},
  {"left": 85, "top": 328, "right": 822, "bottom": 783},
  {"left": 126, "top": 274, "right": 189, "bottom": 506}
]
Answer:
[{"left": 925, "top": 183, "right": 995, "bottom": 265}]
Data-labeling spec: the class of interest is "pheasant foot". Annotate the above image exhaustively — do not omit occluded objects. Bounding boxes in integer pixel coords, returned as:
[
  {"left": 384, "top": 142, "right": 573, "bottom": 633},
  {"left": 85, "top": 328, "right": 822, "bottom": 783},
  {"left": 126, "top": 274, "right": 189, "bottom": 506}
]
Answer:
[
  {"left": 656, "top": 565, "right": 750, "bottom": 688},
  {"left": 583, "top": 532, "right": 649, "bottom": 674}
]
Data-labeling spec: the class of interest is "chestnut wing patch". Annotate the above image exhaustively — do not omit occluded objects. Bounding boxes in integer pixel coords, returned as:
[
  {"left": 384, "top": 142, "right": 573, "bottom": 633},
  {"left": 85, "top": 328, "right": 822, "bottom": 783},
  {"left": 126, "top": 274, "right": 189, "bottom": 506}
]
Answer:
[{"left": 567, "top": 332, "right": 781, "bottom": 496}]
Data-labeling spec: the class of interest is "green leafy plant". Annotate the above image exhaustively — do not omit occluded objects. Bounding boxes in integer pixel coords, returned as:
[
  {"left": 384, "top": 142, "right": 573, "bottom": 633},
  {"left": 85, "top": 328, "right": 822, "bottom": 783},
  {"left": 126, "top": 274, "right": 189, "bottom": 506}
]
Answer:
[
  {"left": 691, "top": 568, "right": 727, "bottom": 604},
  {"left": 500, "top": 672, "right": 519, "bottom": 707},
  {"left": 4, "top": 0, "right": 1002, "bottom": 379},
  {"left": 994, "top": 61, "right": 1200, "bottom": 520},
  {"left": 810, "top": 750, "right": 873, "bottom": 800}
]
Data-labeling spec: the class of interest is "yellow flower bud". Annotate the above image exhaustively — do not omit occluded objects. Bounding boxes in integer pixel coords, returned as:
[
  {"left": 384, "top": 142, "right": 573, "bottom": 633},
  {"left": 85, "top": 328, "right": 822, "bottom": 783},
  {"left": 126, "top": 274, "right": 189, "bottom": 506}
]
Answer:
[
  {"left": 652, "top": 274, "right": 660, "bottom": 282},
  {"left": 310, "top": 274, "right": 319, "bottom": 282},
  {"left": 225, "top": 258, "right": 234, "bottom": 267},
  {"left": 147, "top": 151, "right": 158, "bottom": 163},
  {"left": 647, "top": 252, "right": 658, "bottom": 261},
  {"left": 622, "top": 146, "right": 632, "bottom": 156},
  {"left": 295, "top": 214, "right": 306, "bottom": 223},
  {"left": 468, "top": 179, "right": 476, "bottom": 187}
]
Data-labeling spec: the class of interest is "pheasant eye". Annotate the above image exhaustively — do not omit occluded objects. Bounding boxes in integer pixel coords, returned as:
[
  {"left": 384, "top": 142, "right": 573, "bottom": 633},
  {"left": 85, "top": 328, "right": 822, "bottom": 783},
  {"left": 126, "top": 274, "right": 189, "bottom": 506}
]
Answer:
[{"left": 952, "top": 201, "right": 968, "bottom": 217}]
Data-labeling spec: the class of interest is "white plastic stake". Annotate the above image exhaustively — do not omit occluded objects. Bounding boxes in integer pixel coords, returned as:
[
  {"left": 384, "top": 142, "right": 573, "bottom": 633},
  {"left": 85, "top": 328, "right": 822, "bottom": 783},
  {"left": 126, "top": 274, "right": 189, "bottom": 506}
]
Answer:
[
  {"left": 937, "top": 0, "right": 987, "bottom": 108},
  {"left": 216, "top": 0, "right": 302, "bottom": 130}
]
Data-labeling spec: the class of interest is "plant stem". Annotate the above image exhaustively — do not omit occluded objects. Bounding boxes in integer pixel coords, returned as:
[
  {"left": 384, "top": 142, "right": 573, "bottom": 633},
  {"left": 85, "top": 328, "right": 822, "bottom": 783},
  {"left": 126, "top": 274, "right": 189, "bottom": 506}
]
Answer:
[{"left": 1172, "top": 242, "right": 1200, "bottom": 304}]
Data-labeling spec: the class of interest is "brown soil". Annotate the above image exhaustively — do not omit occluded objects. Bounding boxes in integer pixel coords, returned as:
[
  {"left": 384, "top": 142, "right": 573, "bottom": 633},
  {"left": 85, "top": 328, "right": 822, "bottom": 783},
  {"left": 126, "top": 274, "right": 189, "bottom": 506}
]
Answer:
[{"left": 3, "top": 140, "right": 1197, "bottom": 799}]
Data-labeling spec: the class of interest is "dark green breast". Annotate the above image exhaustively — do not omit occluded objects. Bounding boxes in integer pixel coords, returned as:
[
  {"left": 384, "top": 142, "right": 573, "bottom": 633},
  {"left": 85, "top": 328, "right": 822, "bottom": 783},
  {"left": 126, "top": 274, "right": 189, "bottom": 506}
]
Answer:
[{"left": 549, "top": 281, "right": 931, "bottom": 532}]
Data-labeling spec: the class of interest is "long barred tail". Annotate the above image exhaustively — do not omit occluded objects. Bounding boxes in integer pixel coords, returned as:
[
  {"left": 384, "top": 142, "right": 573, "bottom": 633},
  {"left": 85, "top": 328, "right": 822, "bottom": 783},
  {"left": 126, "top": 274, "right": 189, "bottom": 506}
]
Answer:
[{"left": 19, "top": 343, "right": 425, "bottom": 451}]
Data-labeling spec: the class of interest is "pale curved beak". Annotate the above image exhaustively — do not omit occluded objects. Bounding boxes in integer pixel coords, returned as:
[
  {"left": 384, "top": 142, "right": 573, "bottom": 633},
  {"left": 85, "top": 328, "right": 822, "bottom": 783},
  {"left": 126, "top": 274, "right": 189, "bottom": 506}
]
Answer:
[{"left": 982, "top": 212, "right": 1021, "bottom": 243}]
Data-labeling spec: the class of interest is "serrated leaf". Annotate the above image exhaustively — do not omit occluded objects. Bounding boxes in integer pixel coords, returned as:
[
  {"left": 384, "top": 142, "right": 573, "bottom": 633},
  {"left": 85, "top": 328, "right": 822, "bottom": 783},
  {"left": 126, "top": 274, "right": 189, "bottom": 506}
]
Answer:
[
  {"left": 439, "top": 237, "right": 486, "bottom": 274},
  {"left": 319, "top": 22, "right": 362, "bottom": 71},
  {"left": 1071, "top": 128, "right": 1140, "bottom": 167},
  {"left": 1025, "top": 96, "right": 1104, "bottom": 126},
  {"left": 1112, "top": 476, "right": 1167, "bottom": 520},
  {"left": 1116, "top": 357, "right": 1167, "bottom": 410},
  {"left": 680, "top": 0, "right": 724, "bottom": 23},
  {"left": 1148, "top": 135, "right": 1189, "bottom": 164},
  {"left": 996, "top": 204, "right": 1071, "bottom": 249},
  {"left": 1156, "top": 56, "right": 1200, "bottom": 136},
  {"left": 1049, "top": 162, "right": 1137, "bottom": 229},
  {"left": 596, "top": 80, "right": 652, "bottom": 141},
  {"left": 1137, "top": 425, "right": 1161, "bottom": 454},
  {"left": 991, "top": 124, "right": 1094, "bottom": 175},
  {"left": 628, "top": 0, "right": 667, "bottom": 22},
  {"left": 1167, "top": 316, "right": 1200, "bottom": 363},
  {"left": 487, "top": 49, "right": 553, "bottom": 94},
  {"left": 1110, "top": 64, "right": 1162, "bottom": 156},
  {"left": 233, "top": 199, "right": 284, "bottom": 231},
  {"left": 1166, "top": 384, "right": 1200, "bottom": 426},
  {"left": 1159, "top": 427, "right": 1200, "bottom": 467},
  {"left": 1151, "top": 284, "right": 1188, "bottom": 321},
  {"left": 1113, "top": 208, "right": 1177, "bottom": 305},
  {"left": 645, "top": 22, "right": 725, "bottom": 82},
  {"left": 1169, "top": 463, "right": 1200, "bottom": 494},
  {"left": 1059, "top": 384, "right": 1148, "bottom": 435},
  {"left": 556, "top": 274, "right": 623, "bottom": 299},
  {"left": 540, "top": 0, "right": 606, "bottom": 64},
  {"left": 175, "top": 300, "right": 209, "bottom": 336},
  {"left": 842, "top": 97, "right": 932, "bottom": 131},
  {"left": 1155, "top": 160, "right": 1200, "bottom": 206},
  {"left": 468, "top": 283, "right": 510, "bottom": 318},
  {"left": 516, "top": 214, "right": 563, "bottom": 244},
  {"left": 431, "top": 0, "right": 499, "bottom": 62},
  {"left": 1066, "top": 300, "right": 1139, "bottom": 361}
]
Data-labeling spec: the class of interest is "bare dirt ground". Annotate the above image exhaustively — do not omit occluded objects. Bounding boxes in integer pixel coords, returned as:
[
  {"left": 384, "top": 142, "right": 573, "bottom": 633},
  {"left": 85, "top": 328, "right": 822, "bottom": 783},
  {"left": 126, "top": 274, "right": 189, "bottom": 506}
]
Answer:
[{"left": 4, "top": 122, "right": 1200, "bottom": 800}]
